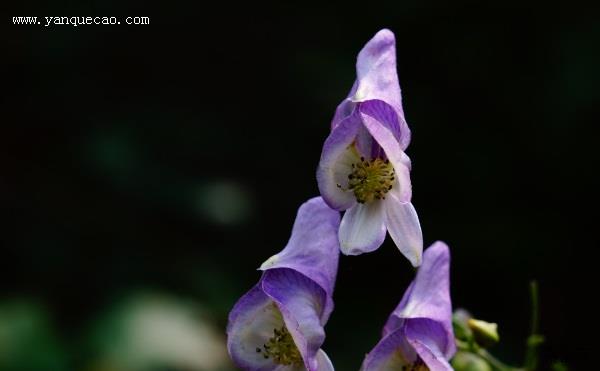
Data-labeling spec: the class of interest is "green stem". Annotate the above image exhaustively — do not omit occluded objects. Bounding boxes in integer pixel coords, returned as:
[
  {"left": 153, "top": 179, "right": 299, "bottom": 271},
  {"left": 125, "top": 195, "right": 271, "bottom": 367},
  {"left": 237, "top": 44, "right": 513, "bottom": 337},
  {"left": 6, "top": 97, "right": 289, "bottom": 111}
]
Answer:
[
  {"left": 524, "top": 281, "right": 543, "bottom": 371},
  {"left": 478, "top": 348, "right": 524, "bottom": 371},
  {"left": 456, "top": 340, "right": 522, "bottom": 371}
]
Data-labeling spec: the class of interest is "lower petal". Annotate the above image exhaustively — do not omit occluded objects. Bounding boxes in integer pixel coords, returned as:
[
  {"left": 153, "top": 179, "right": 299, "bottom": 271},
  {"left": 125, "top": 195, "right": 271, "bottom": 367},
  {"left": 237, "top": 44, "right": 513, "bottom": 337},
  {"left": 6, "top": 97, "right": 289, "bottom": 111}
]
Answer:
[
  {"left": 408, "top": 338, "right": 453, "bottom": 371},
  {"left": 384, "top": 198, "right": 423, "bottom": 267},
  {"left": 339, "top": 202, "right": 386, "bottom": 255},
  {"left": 315, "top": 349, "right": 334, "bottom": 371},
  {"left": 361, "top": 328, "right": 417, "bottom": 371}
]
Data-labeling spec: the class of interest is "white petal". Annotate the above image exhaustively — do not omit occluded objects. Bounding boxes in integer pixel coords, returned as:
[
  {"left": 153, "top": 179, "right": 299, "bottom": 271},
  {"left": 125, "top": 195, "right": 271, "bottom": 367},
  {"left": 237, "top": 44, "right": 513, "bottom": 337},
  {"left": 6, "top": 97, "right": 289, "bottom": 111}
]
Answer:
[
  {"left": 339, "top": 202, "right": 386, "bottom": 255},
  {"left": 384, "top": 198, "right": 423, "bottom": 267},
  {"left": 317, "top": 144, "right": 361, "bottom": 210},
  {"left": 227, "top": 289, "right": 283, "bottom": 369}
]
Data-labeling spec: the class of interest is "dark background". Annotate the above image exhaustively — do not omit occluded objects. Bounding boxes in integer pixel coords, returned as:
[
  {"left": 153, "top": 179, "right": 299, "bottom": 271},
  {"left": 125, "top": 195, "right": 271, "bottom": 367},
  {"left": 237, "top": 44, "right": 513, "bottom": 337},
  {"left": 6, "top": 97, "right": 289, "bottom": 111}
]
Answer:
[{"left": 4, "top": 2, "right": 598, "bottom": 370}]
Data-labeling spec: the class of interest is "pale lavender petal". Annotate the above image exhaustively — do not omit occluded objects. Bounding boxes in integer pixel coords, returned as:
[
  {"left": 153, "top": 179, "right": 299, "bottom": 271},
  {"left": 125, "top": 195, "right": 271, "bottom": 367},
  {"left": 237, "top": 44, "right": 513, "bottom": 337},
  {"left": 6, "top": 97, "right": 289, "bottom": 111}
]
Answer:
[
  {"left": 261, "top": 269, "right": 327, "bottom": 371},
  {"left": 382, "top": 280, "right": 414, "bottom": 337},
  {"left": 227, "top": 285, "right": 282, "bottom": 371},
  {"left": 259, "top": 197, "right": 340, "bottom": 320},
  {"left": 359, "top": 100, "right": 412, "bottom": 202},
  {"left": 315, "top": 349, "right": 334, "bottom": 371},
  {"left": 351, "top": 29, "right": 410, "bottom": 149},
  {"left": 384, "top": 199, "right": 423, "bottom": 267},
  {"left": 408, "top": 338, "right": 454, "bottom": 371},
  {"left": 331, "top": 81, "right": 358, "bottom": 130},
  {"left": 405, "top": 318, "right": 454, "bottom": 367},
  {"left": 317, "top": 115, "right": 362, "bottom": 210},
  {"left": 338, "top": 201, "right": 386, "bottom": 255},
  {"left": 361, "top": 327, "right": 417, "bottom": 371},
  {"left": 354, "top": 124, "right": 376, "bottom": 159},
  {"left": 388, "top": 242, "right": 456, "bottom": 358}
]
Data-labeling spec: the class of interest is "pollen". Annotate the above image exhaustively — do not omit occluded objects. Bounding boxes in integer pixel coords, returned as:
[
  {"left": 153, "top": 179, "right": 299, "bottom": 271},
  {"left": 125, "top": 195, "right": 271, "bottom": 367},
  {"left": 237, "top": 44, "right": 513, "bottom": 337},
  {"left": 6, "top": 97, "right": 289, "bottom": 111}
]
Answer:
[
  {"left": 346, "top": 157, "right": 395, "bottom": 203},
  {"left": 259, "top": 326, "right": 302, "bottom": 366}
]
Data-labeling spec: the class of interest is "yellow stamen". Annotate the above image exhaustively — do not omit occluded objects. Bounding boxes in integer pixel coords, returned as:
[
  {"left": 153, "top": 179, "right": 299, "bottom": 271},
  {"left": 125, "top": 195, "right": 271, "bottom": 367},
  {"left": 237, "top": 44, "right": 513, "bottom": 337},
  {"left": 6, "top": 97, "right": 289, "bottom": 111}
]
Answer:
[
  {"left": 258, "top": 326, "right": 302, "bottom": 366},
  {"left": 346, "top": 157, "right": 395, "bottom": 203}
]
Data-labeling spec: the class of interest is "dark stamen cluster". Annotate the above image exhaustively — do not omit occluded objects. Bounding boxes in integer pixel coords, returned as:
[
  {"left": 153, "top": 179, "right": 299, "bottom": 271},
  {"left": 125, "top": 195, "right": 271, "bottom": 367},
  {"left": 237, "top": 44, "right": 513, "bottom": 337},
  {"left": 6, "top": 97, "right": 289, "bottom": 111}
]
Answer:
[
  {"left": 402, "top": 358, "right": 429, "bottom": 370},
  {"left": 342, "top": 157, "right": 395, "bottom": 203},
  {"left": 255, "top": 326, "right": 302, "bottom": 366}
]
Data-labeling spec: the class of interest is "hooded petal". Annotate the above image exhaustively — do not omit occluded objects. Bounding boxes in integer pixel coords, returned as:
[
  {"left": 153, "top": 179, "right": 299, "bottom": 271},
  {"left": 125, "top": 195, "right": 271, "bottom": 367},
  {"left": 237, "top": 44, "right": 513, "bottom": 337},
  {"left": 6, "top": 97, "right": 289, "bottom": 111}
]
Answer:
[
  {"left": 333, "top": 29, "right": 410, "bottom": 149},
  {"left": 317, "top": 115, "right": 362, "bottom": 210},
  {"left": 363, "top": 244, "right": 455, "bottom": 370},
  {"left": 229, "top": 199, "right": 340, "bottom": 370},
  {"left": 259, "top": 197, "right": 340, "bottom": 320},
  {"left": 261, "top": 268, "right": 327, "bottom": 371},
  {"left": 384, "top": 199, "right": 423, "bottom": 267},
  {"left": 227, "top": 285, "right": 284, "bottom": 371},
  {"left": 338, "top": 201, "right": 386, "bottom": 255},
  {"left": 384, "top": 242, "right": 455, "bottom": 358}
]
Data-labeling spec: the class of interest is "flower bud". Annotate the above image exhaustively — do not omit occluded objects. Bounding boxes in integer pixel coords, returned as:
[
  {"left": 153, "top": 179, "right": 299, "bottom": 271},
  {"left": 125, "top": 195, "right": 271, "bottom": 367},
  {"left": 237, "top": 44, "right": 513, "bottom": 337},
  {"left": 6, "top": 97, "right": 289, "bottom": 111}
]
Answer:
[
  {"left": 451, "top": 351, "right": 492, "bottom": 371},
  {"left": 468, "top": 319, "right": 500, "bottom": 347},
  {"left": 452, "top": 309, "right": 473, "bottom": 341}
]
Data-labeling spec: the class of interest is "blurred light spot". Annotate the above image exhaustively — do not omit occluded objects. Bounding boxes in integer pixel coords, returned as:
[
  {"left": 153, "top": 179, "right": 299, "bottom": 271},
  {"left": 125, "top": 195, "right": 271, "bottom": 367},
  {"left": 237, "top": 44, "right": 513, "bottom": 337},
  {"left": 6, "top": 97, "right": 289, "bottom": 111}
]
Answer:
[
  {"left": 195, "top": 180, "right": 253, "bottom": 225},
  {"left": 0, "top": 300, "right": 66, "bottom": 370},
  {"left": 87, "top": 129, "right": 140, "bottom": 177},
  {"left": 90, "top": 293, "right": 232, "bottom": 371}
]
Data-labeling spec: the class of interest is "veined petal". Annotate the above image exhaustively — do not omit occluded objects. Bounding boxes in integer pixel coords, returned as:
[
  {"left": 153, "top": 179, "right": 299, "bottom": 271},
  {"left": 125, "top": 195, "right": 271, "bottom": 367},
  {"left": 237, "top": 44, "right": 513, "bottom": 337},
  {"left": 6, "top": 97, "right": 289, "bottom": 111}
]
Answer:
[
  {"left": 408, "top": 338, "right": 453, "bottom": 371},
  {"left": 352, "top": 29, "right": 411, "bottom": 149},
  {"left": 355, "top": 124, "right": 376, "bottom": 159},
  {"left": 317, "top": 114, "right": 362, "bottom": 210},
  {"left": 359, "top": 100, "right": 412, "bottom": 202},
  {"left": 405, "top": 318, "right": 455, "bottom": 367},
  {"left": 361, "top": 327, "right": 417, "bottom": 371},
  {"left": 315, "top": 349, "right": 334, "bottom": 371},
  {"left": 227, "top": 285, "right": 284, "bottom": 371},
  {"left": 262, "top": 269, "right": 327, "bottom": 371},
  {"left": 384, "top": 199, "right": 423, "bottom": 267},
  {"left": 339, "top": 202, "right": 386, "bottom": 255},
  {"left": 259, "top": 197, "right": 340, "bottom": 321}
]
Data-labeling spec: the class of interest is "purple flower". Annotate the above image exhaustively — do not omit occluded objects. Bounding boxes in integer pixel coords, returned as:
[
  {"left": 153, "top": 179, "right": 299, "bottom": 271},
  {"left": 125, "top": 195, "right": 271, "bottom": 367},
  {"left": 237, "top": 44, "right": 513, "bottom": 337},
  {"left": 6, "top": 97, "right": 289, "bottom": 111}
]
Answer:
[
  {"left": 361, "top": 242, "right": 456, "bottom": 371},
  {"left": 227, "top": 197, "right": 340, "bottom": 371},
  {"left": 317, "top": 29, "right": 422, "bottom": 266}
]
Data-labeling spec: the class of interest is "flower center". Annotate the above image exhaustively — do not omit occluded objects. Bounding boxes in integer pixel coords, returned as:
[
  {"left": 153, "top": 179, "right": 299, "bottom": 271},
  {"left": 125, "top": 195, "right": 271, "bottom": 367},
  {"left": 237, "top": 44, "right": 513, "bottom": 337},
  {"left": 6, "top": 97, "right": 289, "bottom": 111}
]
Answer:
[
  {"left": 256, "top": 326, "right": 302, "bottom": 366},
  {"left": 346, "top": 157, "right": 395, "bottom": 203},
  {"left": 401, "top": 359, "right": 429, "bottom": 370}
]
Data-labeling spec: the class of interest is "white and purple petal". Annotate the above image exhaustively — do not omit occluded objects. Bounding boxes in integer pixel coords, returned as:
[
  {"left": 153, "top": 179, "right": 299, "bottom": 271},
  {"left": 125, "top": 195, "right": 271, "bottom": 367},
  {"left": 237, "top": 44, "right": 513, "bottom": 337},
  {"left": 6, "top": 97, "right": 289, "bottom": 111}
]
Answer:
[
  {"left": 384, "top": 198, "right": 423, "bottom": 267},
  {"left": 227, "top": 285, "right": 284, "bottom": 371},
  {"left": 338, "top": 201, "right": 386, "bottom": 255},
  {"left": 359, "top": 99, "right": 413, "bottom": 203},
  {"left": 317, "top": 115, "right": 362, "bottom": 211},
  {"left": 315, "top": 349, "right": 334, "bottom": 371}
]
